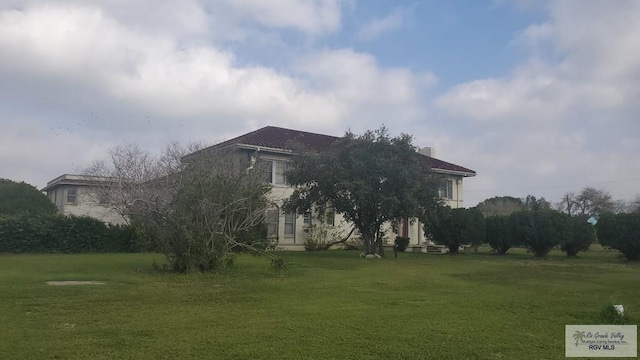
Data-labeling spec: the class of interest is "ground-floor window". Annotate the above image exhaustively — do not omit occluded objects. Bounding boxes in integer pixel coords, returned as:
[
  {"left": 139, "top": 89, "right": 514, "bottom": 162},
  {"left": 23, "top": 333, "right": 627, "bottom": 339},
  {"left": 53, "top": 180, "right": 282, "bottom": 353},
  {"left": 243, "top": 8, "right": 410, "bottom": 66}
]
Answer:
[
  {"left": 266, "top": 207, "right": 279, "bottom": 239},
  {"left": 284, "top": 212, "right": 296, "bottom": 239}
]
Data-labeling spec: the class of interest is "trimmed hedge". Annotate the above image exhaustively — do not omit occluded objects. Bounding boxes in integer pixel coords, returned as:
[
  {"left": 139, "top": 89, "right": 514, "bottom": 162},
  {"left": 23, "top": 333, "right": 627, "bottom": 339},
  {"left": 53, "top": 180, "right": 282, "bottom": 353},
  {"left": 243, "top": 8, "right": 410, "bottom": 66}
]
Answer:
[
  {"left": 432, "top": 208, "right": 486, "bottom": 253},
  {"left": 597, "top": 213, "right": 640, "bottom": 260},
  {"left": 485, "top": 215, "right": 515, "bottom": 254},
  {"left": 0, "top": 214, "right": 140, "bottom": 253},
  {"left": 561, "top": 218, "right": 595, "bottom": 257},
  {"left": 510, "top": 210, "right": 571, "bottom": 257}
]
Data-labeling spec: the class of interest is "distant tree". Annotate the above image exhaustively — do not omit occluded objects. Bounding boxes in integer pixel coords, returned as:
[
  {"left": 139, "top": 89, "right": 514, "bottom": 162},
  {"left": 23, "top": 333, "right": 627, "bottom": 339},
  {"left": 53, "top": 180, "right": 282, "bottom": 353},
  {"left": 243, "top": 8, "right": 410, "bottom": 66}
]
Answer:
[
  {"left": 616, "top": 195, "right": 640, "bottom": 214},
  {"left": 476, "top": 196, "right": 524, "bottom": 217},
  {"left": 510, "top": 210, "right": 570, "bottom": 257},
  {"left": 523, "top": 195, "right": 552, "bottom": 212},
  {"left": 561, "top": 218, "right": 595, "bottom": 257},
  {"left": 84, "top": 143, "right": 277, "bottom": 272},
  {"left": 557, "top": 187, "right": 615, "bottom": 218},
  {"left": 631, "top": 196, "right": 640, "bottom": 213},
  {"left": 0, "top": 178, "right": 57, "bottom": 216},
  {"left": 284, "top": 127, "right": 444, "bottom": 257},
  {"left": 485, "top": 215, "right": 515, "bottom": 254},
  {"left": 597, "top": 213, "right": 640, "bottom": 261},
  {"left": 432, "top": 207, "right": 485, "bottom": 253}
]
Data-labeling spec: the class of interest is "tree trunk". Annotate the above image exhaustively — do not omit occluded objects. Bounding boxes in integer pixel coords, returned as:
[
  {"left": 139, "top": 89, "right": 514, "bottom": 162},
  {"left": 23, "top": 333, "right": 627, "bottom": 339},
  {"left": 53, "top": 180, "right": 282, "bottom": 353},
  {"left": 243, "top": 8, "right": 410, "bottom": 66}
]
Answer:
[
  {"left": 375, "top": 231, "right": 384, "bottom": 256},
  {"left": 363, "top": 232, "right": 374, "bottom": 255}
]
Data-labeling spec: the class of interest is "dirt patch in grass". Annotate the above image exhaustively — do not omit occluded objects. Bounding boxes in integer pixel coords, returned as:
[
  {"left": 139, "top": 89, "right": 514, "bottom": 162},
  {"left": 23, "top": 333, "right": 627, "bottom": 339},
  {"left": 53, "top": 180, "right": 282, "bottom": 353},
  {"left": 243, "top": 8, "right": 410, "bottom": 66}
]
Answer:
[{"left": 46, "top": 281, "right": 106, "bottom": 286}]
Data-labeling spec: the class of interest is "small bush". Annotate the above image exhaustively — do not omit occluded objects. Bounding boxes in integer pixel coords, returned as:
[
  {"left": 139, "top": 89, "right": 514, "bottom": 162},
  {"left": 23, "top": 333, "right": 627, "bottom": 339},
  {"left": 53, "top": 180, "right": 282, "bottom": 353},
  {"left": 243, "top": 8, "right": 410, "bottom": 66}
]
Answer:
[
  {"left": 394, "top": 236, "right": 410, "bottom": 252},
  {"left": 599, "top": 304, "right": 627, "bottom": 325},
  {"left": 270, "top": 258, "right": 288, "bottom": 272},
  {"left": 303, "top": 223, "right": 345, "bottom": 251}
]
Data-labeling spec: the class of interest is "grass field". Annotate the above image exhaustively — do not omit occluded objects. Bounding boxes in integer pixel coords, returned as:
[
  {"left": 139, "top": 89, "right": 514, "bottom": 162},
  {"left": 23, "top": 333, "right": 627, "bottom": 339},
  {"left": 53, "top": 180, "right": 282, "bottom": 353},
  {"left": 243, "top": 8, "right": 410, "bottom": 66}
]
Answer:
[{"left": 0, "top": 247, "right": 638, "bottom": 359}]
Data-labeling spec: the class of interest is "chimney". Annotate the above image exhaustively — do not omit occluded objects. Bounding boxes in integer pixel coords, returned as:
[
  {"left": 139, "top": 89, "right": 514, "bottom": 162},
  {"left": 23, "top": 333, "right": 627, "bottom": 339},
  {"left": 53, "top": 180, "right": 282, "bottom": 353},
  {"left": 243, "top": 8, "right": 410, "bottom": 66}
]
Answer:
[{"left": 418, "top": 147, "right": 435, "bottom": 158}]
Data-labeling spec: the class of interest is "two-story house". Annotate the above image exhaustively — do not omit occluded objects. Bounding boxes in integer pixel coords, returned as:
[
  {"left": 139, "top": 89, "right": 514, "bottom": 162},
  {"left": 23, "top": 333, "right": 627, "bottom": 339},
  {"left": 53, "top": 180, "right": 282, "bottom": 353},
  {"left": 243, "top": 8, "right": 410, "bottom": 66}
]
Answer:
[
  {"left": 195, "top": 126, "right": 476, "bottom": 250},
  {"left": 43, "top": 126, "right": 476, "bottom": 250}
]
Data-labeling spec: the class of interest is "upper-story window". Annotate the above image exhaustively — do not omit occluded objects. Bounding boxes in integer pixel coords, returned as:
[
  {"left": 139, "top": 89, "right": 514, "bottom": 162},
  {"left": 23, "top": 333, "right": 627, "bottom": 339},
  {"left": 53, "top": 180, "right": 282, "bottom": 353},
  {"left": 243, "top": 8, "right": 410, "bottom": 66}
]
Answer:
[
  {"left": 262, "top": 159, "right": 292, "bottom": 185},
  {"left": 439, "top": 179, "right": 454, "bottom": 200},
  {"left": 66, "top": 187, "right": 78, "bottom": 204}
]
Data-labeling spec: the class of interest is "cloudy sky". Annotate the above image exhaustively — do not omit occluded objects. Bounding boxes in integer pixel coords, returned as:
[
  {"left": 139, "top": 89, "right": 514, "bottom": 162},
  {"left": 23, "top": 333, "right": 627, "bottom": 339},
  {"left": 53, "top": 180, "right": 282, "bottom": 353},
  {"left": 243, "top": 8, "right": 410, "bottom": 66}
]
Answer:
[{"left": 1, "top": 0, "right": 639, "bottom": 207}]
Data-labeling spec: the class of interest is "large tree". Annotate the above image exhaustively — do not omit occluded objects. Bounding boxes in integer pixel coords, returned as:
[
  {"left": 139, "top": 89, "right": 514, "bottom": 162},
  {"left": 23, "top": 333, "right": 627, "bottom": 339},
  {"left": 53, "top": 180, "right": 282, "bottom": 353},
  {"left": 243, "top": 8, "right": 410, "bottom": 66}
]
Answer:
[
  {"left": 85, "top": 143, "right": 276, "bottom": 272},
  {"left": 557, "top": 187, "right": 615, "bottom": 218},
  {"left": 284, "top": 127, "right": 444, "bottom": 256},
  {"left": 0, "top": 178, "right": 57, "bottom": 216}
]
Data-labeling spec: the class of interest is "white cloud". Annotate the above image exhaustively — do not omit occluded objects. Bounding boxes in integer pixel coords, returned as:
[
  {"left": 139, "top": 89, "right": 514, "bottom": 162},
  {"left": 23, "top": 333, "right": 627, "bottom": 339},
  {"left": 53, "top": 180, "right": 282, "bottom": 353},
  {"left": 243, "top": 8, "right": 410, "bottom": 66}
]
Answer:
[
  {"left": 356, "top": 6, "right": 410, "bottom": 41},
  {"left": 0, "top": 2, "right": 434, "bottom": 188},
  {"left": 229, "top": 0, "right": 346, "bottom": 35},
  {"left": 433, "top": 0, "right": 640, "bottom": 206}
]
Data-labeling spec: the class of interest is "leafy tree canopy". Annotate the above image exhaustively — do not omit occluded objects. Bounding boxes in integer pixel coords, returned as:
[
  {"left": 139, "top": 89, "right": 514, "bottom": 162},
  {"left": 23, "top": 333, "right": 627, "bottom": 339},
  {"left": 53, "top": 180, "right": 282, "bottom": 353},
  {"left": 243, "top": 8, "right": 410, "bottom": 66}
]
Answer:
[
  {"left": 284, "top": 127, "right": 443, "bottom": 256},
  {"left": 0, "top": 178, "right": 57, "bottom": 216}
]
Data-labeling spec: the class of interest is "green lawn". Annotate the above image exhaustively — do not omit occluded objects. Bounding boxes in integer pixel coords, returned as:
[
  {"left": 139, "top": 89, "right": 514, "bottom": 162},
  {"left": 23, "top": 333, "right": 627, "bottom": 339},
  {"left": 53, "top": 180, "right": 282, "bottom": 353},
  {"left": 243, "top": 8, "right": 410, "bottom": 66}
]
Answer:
[{"left": 0, "top": 248, "right": 638, "bottom": 359}]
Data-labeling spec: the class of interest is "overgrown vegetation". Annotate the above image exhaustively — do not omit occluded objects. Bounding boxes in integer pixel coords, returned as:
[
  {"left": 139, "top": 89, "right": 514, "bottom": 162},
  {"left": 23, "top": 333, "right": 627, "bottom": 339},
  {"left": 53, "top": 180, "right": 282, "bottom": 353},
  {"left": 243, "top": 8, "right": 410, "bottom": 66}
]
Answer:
[{"left": 85, "top": 143, "right": 281, "bottom": 272}]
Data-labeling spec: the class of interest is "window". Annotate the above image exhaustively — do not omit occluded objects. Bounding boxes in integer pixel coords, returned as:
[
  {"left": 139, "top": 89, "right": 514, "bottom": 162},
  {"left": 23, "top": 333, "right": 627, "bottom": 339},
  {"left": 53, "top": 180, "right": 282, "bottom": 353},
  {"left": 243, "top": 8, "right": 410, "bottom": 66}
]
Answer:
[
  {"left": 284, "top": 212, "right": 296, "bottom": 237},
  {"left": 261, "top": 159, "right": 291, "bottom": 185},
  {"left": 266, "top": 207, "right": 279, "bottom": 239},
  {"left": 440, "top": 179, "right": 454, "bottom": 200},
  {"left": 303, "top": 211, "right": 312, "bottom": 226},
  {"left": 326, "top": 210, "right": 335, "bottom": 226},
  {"left": 66, "top": 187, "right": 77, "bottom": 204}
]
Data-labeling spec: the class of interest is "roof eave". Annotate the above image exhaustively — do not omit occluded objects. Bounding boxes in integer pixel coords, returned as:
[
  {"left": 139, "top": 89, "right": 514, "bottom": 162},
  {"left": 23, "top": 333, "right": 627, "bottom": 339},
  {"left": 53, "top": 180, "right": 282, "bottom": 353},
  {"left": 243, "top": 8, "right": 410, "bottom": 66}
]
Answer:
[{"left": 432, "top": 169, "right": 477, "bottom": 177}]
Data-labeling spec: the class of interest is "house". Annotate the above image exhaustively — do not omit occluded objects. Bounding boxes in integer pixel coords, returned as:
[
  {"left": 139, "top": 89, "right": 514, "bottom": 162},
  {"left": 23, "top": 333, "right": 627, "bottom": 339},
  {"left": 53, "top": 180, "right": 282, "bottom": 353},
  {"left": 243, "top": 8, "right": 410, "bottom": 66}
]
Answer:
[
  {"left": 41, "top": 174, "right": 126, "bottom": 225},
  {"left": 42, "top": 126, "right": 476, "bottom": 249},
  {"left": 194, "top": 126, "right": 476, "bottom": 250}
]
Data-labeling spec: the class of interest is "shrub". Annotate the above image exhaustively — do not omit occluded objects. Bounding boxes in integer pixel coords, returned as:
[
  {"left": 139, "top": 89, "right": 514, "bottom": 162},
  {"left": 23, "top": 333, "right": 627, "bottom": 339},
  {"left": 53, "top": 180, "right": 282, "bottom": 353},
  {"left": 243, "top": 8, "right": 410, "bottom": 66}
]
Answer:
[
  {"left": 485, "top": 215, "right": 514, "bottom": 254},
  {"left": 599, "top": 304, "right": 627, "bottom": 325},
  {"left": 394, "top": 236, "right": 410, "bottom": 252},
  {"left": 510, "top": 210, "right": 570, "bottom": 257},
  {"left": 597, "top": 213, "right": 640, "bottom": 260},
  {"left": 303, "top": 223, "right": 346, "bottom": 251},
  {"left": 561, "top": 219, "right": 595, "bottom": 257},
  {"left": 234, "top": 223, "right": 274, "bottom": 253}
]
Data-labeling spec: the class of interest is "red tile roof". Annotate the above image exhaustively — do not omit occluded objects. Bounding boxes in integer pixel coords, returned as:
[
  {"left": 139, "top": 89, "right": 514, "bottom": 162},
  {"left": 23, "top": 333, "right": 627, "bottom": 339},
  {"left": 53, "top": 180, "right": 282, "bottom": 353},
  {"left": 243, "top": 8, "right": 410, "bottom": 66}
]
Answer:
[{"left": 207, "top": 126, "right": 476, "bottom": 176}]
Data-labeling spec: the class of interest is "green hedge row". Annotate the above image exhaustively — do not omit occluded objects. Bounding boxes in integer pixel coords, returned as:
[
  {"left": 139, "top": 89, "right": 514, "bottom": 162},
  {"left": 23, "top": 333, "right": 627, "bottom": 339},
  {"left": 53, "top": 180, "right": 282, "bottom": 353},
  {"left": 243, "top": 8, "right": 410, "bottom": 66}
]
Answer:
[
  {"left": 0, "top": 214, "right": 141, "bottom": 253},
  {"left": 485, "top": 210, "right": 595, "bottom": 257}
]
